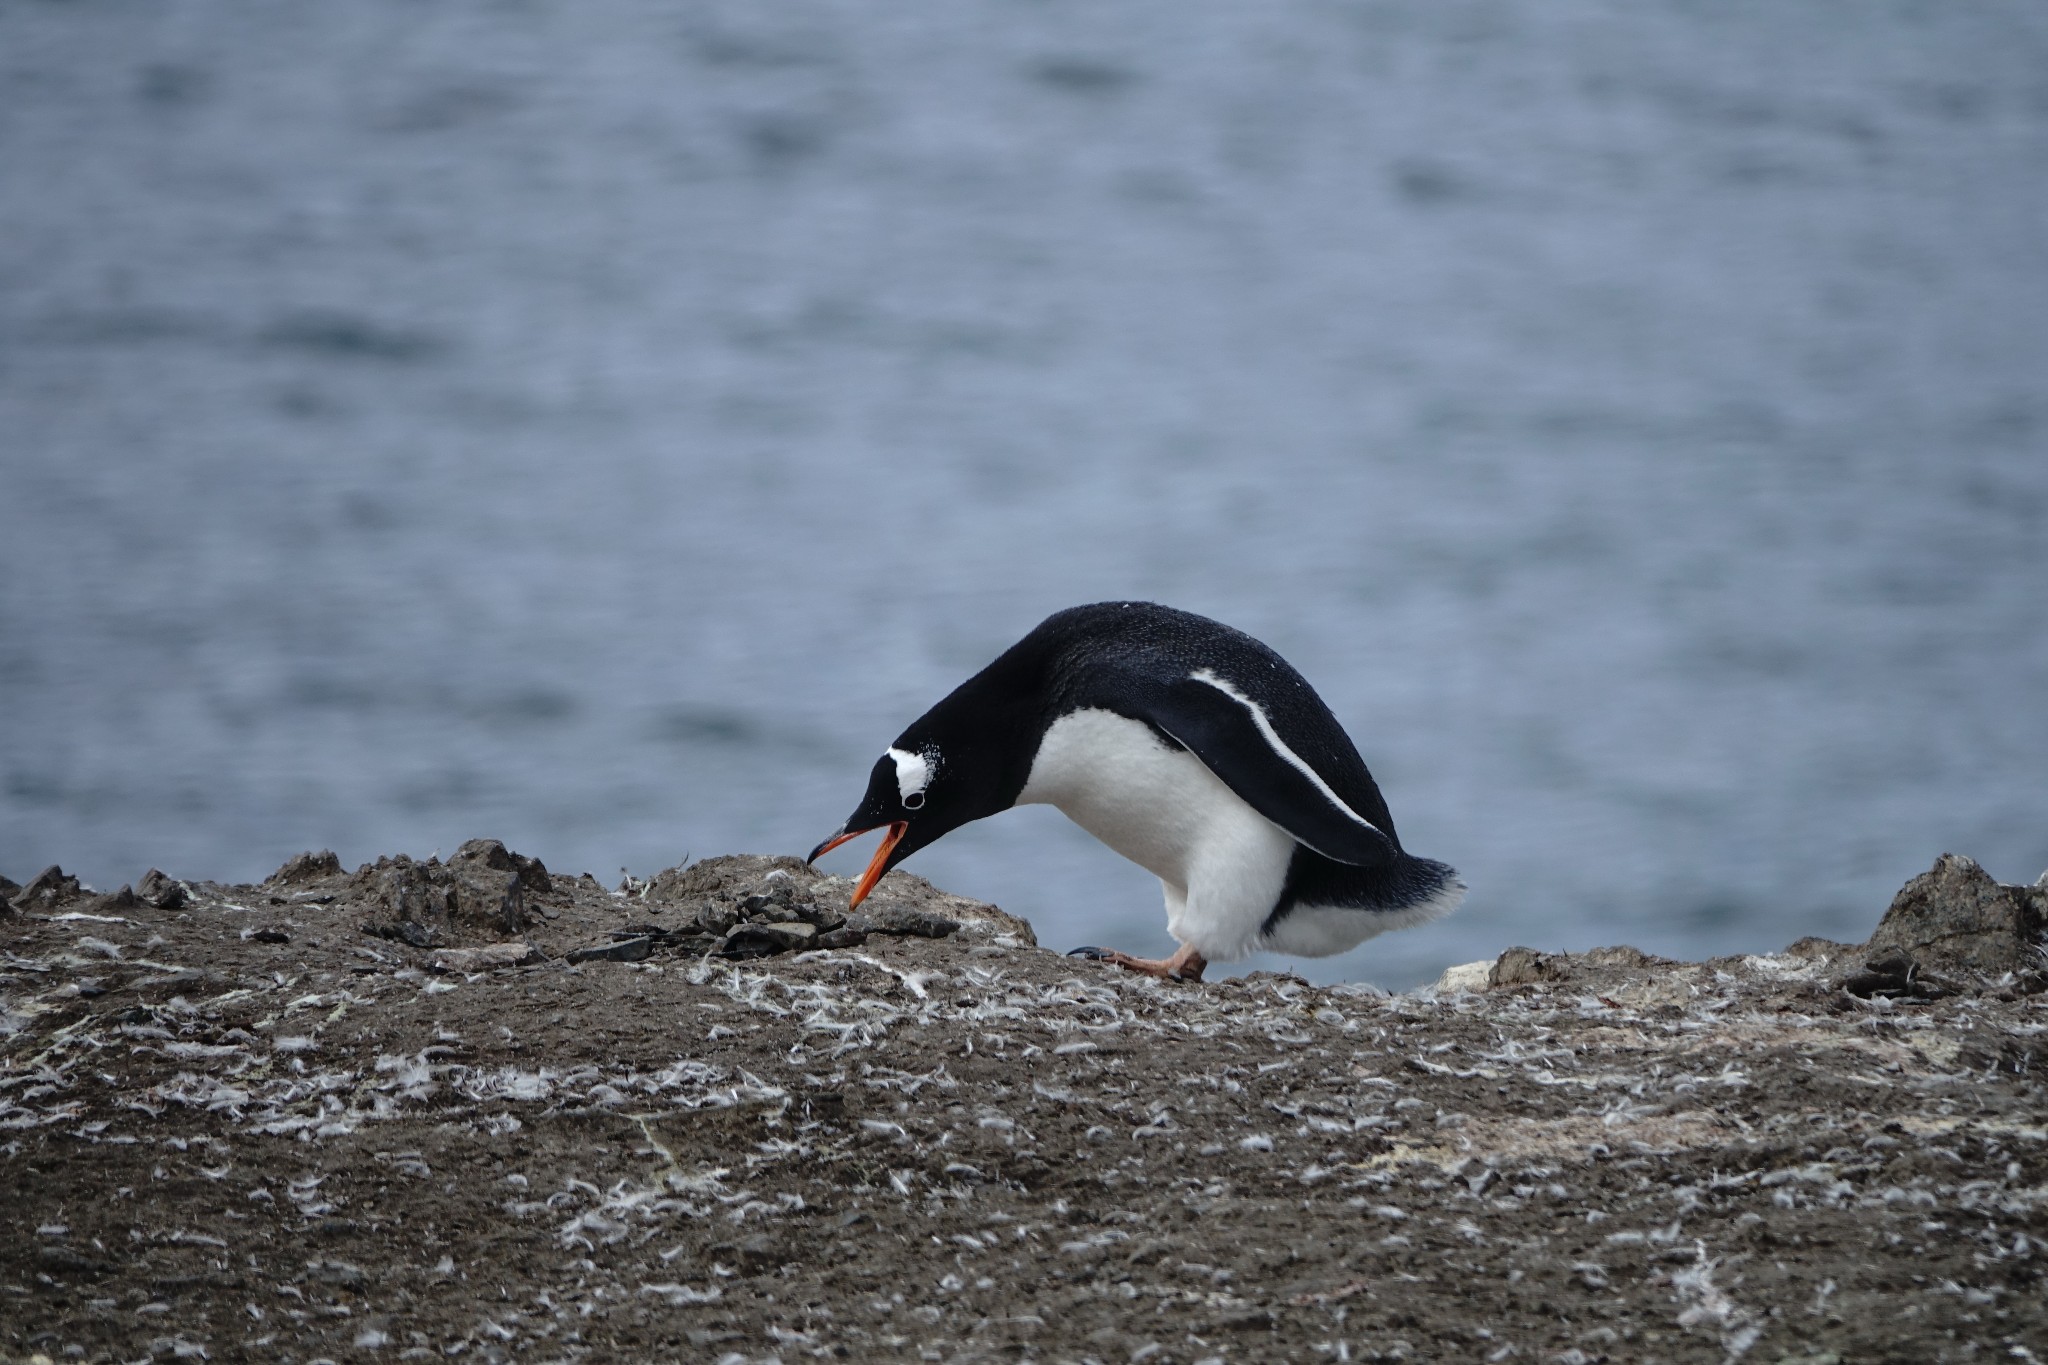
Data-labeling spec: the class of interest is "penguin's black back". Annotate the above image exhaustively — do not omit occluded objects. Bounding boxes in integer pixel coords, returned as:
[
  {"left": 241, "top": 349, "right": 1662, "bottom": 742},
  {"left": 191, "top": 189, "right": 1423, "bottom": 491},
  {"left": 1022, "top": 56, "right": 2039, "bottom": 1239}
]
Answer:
[{"left": 988, "top": 601, "right": 1404, "bottom": 848}]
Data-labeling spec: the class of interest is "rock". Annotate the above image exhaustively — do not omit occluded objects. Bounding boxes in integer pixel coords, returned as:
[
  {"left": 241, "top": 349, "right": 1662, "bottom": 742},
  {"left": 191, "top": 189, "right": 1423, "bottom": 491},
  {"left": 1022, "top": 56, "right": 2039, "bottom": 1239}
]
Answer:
[
  {"left": 740, "top": 887, "right": 793, "bottom": 917},
  {"left": 642, "top": 852, "right": 1037, "bottom": 943},
  {"left": 369, "top": 857, "right": 455, "bottom": 919},
  {"left": 671, "top": 935, "right": 726, "bottom": 956},
  {"left": 812, "top": 927, "right": 869, "bottom": 951},
  {"left": 364, "top": 919, "right": 439, "bottom": 949},
  {"left": 568, "top": 937, "right": 653, "bottom": 964},
  {"left": 451, "top": 838, "right": 553, "bottom": 895},
  {"left": 430, "top": 943, "right": 541, "bottom": 972},
  {"left": 1434, "top": 960, "right": 1494, "bottom": 993},
  {"left": 88, "top": 885, "right": 140, "bottom": 913},
  {"left": 788, "top": 896, "right": 845, "bottom": 931},
  {"left": 0, "top": 871, "right": 19, "bottom": 909},
  {"left": 12, "top": 865, "right": 84, "bottom": 911},
  {"left": 652, "top": 854, "right": 814, "bottom": 903},
  {"left": 453, "top": 865, "right": 529, "bottom": 936},
  {"left": 353, "top": 853, "right": 529, "bottom": 941},
  {"left": 1864, "top": 853, "right": 2047, "bottom": 986},
  {"left": 849, "top": 906, "right": 960, "bottom": 939},
  {"left": 135, "top": 869, "right": 188, "bottom": 909},
  {"left": 269, "top": 850, "right": 343, "bottom": 885},
  {"left": 1841, "top": 951, "right": 1953, "bottom": 1000},
  {"left": 1490, "top": 946, "right": 1566, "bottom": 987},
  {"left": 720, "top": 922, "right": 817, "bottom": 958},
  {"left": 692, "top": 902, "right": 740, "bottom": 936}
]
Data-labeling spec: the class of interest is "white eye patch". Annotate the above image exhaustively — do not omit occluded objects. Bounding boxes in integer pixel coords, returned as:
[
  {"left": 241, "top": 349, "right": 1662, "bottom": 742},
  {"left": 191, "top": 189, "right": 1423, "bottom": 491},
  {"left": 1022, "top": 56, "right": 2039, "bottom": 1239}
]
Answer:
[{"left": 888, "top": 746, "right": 935, "bottom": 809}]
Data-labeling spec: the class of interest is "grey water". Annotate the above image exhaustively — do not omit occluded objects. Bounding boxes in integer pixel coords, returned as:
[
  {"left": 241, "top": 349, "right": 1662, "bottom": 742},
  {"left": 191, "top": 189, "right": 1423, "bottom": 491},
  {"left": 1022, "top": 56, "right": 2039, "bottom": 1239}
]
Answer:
[{"left": 4, "top": 1, "right": 2045, "bottom": 988}]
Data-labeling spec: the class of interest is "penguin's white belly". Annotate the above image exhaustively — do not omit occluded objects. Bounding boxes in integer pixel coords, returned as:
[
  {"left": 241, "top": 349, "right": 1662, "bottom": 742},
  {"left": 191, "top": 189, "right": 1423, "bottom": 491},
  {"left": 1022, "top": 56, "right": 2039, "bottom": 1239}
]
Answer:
[{"left": 1016, "top": 708, "right": 1297, "bottom": 961}]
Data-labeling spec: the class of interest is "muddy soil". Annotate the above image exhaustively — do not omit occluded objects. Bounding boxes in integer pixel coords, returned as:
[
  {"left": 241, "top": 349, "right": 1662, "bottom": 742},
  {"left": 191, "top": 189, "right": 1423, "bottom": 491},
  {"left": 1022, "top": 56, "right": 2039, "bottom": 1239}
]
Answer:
[{"left": 2, "top": 848, "right": 2044, "bottom": 1364}]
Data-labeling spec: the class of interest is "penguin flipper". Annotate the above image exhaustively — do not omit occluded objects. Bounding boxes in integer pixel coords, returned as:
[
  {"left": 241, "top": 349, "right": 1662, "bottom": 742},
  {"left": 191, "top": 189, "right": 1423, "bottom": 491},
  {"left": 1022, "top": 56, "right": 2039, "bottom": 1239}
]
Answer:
[{"left": 1121, "top": 674, "right": 1401, "bottom": 869}]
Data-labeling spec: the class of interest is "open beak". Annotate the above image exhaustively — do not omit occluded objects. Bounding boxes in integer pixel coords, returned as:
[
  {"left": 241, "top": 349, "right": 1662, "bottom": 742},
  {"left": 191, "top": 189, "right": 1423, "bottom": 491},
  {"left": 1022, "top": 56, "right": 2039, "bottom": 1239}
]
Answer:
[{"left": 806, "top": 821, "right": 909, "bottom": 910}]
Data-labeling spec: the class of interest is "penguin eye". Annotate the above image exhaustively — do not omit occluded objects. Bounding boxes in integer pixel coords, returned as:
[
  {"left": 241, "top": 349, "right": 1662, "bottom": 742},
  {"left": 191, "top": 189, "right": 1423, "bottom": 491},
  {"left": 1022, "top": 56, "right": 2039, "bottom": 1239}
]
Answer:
[{"left": 887, "top": 745, "right": 935, "bottom": 810}]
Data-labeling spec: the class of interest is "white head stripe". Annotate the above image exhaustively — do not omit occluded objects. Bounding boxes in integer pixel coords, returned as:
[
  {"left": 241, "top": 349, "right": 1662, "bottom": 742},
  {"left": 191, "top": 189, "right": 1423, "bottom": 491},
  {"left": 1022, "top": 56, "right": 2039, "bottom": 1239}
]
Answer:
[
  {"left": 1188, "top": 669, "right": 1383, "bottom": 836},
  {"left": 887, "top": 746, "right": 932, "bottom": 803}
]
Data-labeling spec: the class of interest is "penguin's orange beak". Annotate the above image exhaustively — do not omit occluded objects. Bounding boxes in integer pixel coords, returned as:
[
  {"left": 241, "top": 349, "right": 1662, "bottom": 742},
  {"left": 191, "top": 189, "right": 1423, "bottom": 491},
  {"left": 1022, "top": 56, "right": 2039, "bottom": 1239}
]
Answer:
[{"left": 806, "top": 821, "right": 909, "bottom": 909}]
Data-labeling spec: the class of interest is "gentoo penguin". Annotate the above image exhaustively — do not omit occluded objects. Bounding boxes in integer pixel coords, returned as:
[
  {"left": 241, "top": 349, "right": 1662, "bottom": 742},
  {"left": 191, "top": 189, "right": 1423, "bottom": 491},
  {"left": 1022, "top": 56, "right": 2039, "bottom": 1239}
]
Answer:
[{"left": 807, "top": 602, "right": 1463, "bottom": 981}]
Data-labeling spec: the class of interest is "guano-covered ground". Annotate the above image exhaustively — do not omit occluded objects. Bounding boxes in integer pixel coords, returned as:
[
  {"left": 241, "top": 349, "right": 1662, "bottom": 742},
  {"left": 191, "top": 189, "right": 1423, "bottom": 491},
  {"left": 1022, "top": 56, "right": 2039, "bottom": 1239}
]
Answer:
[{"left": 2, "top": 848, "right": 2044, "bottom": 1364}]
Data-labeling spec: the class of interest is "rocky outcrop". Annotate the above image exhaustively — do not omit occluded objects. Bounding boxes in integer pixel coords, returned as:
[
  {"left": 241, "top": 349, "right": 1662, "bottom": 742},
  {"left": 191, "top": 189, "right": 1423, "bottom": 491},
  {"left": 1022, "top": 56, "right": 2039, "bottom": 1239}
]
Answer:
[{"left": 1863, "top": 851, "right": 2047, "bottom": 986}]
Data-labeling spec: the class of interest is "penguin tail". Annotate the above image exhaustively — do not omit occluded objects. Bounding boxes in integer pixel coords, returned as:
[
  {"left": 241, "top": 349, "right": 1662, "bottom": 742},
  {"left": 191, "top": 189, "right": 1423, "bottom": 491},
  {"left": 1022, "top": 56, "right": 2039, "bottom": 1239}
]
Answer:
[{"left": 1367, "top": 853, "right": 1467, "bottom": 931}]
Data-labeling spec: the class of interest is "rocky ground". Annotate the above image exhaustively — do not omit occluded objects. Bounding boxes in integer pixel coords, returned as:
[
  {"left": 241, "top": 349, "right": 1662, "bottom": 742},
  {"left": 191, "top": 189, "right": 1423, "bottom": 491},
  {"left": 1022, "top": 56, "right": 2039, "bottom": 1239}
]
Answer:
[{"left": 2, "top": 847, "right": 2044, "bottom": 1365}]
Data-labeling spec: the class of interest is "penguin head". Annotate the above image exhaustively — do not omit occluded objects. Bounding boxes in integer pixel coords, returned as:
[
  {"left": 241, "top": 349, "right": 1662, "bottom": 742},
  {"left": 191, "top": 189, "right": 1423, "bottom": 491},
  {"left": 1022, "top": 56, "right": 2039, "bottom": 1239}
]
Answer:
[
  {"left": 806, "top": 644, "right": 1043, "bottom": 906},
  {"left": 806, "top": 724, "right": 1019, "bottom": 907}
]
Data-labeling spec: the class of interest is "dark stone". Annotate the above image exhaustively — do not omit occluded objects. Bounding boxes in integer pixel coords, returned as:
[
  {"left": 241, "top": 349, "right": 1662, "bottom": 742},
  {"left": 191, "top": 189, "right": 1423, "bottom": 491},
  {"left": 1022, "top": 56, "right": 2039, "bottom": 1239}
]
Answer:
[
  {"left": 269, "top": 850, "right": 343, "bottom": 885},
  {"left": 1490, "top": 947, "right": 1566, "bottom": 987},
  {"left": 1842, "top": 950, "right": 1953, "bottom": 1000},
  {"left": 12, "top": 865, "right": 83, "bottom": 910},
  {"left": 649, "top": 854, "right": 814, "bottom": 903},
  {"left": 719, "top": 922, "right": 818, "bottom": 957},
  {"left": 454, "top": 865, "right": 528, "bottom": 936},
  {"left": 691, "top": 902, "right": 740, "bottom": 936},
  {"left": 716, "top": 927, "right": 781, "bottom": 959},
  {"left": 136, "top": 868, "right": 188, "bottom": 909},
  {"left": 791, "top": 898, "right": 846, "bottom": 931},
  {"left": 1865, "top": 853, "right": 2047, "bottom": 986},
  {"left": 251, "top": 928, "right": 292, "bottom": 945},
  {"left": 369, "top": 857, "right": 455, "bottom": 920},
  {"left": 452, "top": 838, "right": 553, "bottom": 895},
  {"left": 663, "top": 934, "right": 721, "bottom": 956},
  {"left": 567, "top": 937, "right": 653, "bottom": 964},
  {"left": 90, "top": 884, "right": 141, "bottom": 912},
  {"left": 848, "top": 906, "right": 960, "bottom": 939},
  {"left": 757, "top": 920, "right": 817, "bottom": 948},
  {"left": 354, "top": 853, "right": 527, "bottom": 939},
  {"left": 812, "top": 927, "right": 869, "bottom": 951},
  {"left": 453, "top": 837, "right": 516, "bottom": 871},
  {"left": 363, "top": 919, "right": 439, "bottom": 949}
]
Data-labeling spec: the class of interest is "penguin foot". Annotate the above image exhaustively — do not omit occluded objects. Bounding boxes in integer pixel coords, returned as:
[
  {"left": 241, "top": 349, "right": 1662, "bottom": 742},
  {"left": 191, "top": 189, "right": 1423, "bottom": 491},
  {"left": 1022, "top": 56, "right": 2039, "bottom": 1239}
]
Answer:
[{"left": 1067, "top": 944, "right": 1208, "bottom": 983}]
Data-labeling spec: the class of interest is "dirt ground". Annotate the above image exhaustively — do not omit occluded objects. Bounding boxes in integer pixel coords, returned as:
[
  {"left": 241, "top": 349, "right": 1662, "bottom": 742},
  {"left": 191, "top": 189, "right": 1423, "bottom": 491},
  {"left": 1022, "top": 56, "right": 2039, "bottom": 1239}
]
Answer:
[{"left": 2, "top": 847, "right": 2044, "bottom": 1364}]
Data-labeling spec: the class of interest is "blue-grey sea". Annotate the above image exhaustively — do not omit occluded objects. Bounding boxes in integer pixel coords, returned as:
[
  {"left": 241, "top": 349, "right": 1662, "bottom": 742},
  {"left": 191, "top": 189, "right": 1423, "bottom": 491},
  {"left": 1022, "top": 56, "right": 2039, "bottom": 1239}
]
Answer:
[{"left": 3, "top": 2, "right": 2045, "bottom": 988}]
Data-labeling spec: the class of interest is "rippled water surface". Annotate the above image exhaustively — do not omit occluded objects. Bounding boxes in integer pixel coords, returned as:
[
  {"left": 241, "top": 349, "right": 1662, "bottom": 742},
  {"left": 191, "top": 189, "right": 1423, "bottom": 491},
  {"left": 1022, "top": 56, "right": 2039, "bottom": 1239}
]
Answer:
[{"left": 4, "top": 2, "right": 2045, "bottom": 986}]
